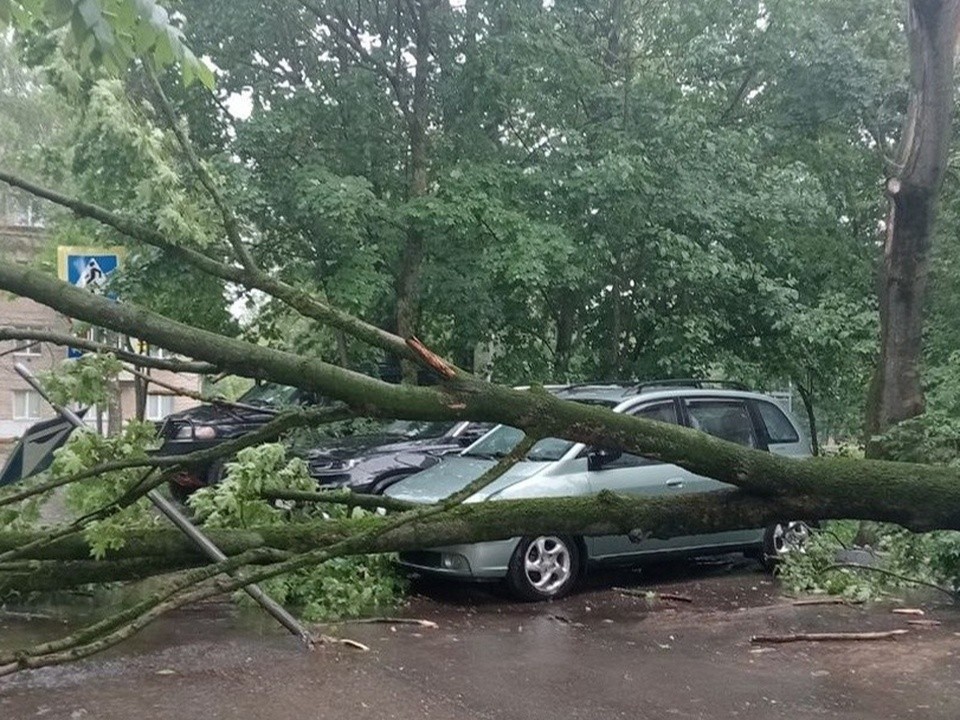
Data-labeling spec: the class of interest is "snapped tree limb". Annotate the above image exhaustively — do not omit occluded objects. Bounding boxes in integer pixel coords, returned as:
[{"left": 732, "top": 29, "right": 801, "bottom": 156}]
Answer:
[{"left": 1, "top": 260, "right": 959, "bottom": 533}]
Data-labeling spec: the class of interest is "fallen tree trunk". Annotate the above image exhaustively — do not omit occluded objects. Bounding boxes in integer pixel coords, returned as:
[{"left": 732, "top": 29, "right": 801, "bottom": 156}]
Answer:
[
  {"left": 4, "top": 487, "right": 960, "bottom": 592},
  {"left": 2, "top": 262, "right": 960, "bottom": 535}
]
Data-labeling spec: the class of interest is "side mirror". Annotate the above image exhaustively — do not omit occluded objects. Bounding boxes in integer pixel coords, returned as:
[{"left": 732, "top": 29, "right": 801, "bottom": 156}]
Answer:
[{"left": 588, "top": 447, "right": 622, "bottom": 471}]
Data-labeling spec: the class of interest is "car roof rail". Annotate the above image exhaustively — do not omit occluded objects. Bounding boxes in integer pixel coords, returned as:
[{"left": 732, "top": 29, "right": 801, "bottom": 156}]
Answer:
[
  {"left": 559, "top": 381, "right": 638, "bottom": 391},
  {"left": 629, "top": 378, "right": 750, "bottom": 394}
]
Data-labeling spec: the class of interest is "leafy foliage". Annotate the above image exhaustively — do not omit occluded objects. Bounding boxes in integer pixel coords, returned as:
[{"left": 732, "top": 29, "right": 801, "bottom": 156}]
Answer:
[
  {"left": 781, "top": 420, "right": 960, "bottom": 599},
  {"left": 778, "top": 521, "right": 960, "bottom": 600},
  {"left": 41, "top": 352, "right": 124, "bottom": 407},
  {"left": 52, "top": 420, "right": 162, "bottom": 558},
  {"left": 189, "top": 444, "right": 407, "bottom": 621},
  {"left": 0, "top": 0, "right": 213, "bottom": 86}
]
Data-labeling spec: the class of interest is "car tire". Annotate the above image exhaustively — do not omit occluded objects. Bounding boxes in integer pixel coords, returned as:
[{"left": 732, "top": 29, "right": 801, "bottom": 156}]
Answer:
[
  {"left": 761, "top": 521, "right": 816, "bottom": 571},
  {"left": 505, "top": 534, "right": 582, "bottom": 601}
]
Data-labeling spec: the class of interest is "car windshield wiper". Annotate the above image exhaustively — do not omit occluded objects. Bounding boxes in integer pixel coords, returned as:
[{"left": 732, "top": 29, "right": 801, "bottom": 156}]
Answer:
[{"left": 524, "top": 453, "right": 557, "bottom": 462}]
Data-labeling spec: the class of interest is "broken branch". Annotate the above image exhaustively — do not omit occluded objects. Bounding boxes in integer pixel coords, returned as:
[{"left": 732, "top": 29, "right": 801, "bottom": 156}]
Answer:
[{"left": 751, "top": 630, "right": 909, "bottom": 643}]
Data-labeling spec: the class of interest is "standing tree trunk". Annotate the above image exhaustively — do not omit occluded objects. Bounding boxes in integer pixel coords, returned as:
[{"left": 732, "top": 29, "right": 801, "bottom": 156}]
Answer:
[
  {"left": 867, "top": 0, "right": 960, "bottom": 445},
  {"left": 608, "top": 275, "right": 623, "bottom": 379},
  {"left": 553, "top": 297, "right": 575, "bottom": 380},
  {"left": 796, "top": 380, "right": 820, "bottom": 457},
  {"left": 396, "top": 0, "right": 432, "bottom": 383}
]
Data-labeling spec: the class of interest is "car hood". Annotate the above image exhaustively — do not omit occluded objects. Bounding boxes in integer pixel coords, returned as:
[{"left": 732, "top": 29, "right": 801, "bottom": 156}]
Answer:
[
  {"left": 383, "top": 455, "right": 545, "bottom": 504},
  {"left": 308, "top": 434, "right": 454, "bottom": 461}
]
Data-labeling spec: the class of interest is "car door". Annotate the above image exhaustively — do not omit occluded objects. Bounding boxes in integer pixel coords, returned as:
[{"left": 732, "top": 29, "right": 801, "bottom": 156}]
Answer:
[
  {"left": 586, "top": 400, "right": 696, "bottom": 561},
  {"left": 677, "top": 396, "right": 767, "bottom": 549}
]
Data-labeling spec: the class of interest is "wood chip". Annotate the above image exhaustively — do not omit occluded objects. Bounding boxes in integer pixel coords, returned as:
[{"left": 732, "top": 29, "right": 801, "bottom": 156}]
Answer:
[
  {"left": 613, "top": 587, "right": 693, "bottom": 603},
  {"left": 750, "top": 630, "right": 908, "bottom": 644}
]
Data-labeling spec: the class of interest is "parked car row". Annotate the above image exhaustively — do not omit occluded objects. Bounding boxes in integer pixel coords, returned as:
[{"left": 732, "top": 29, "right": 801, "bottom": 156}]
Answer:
[
  {"left": 156, "top": 379, "right": 813, "bottom": 600},
  {"left": 157, "top": 383, "right": 491, "bottom": 500}
]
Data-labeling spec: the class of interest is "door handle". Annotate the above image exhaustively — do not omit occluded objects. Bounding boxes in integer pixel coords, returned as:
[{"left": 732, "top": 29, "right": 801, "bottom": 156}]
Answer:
[{"left": 666, "top": 479, "right": 684, "bottom": 488}]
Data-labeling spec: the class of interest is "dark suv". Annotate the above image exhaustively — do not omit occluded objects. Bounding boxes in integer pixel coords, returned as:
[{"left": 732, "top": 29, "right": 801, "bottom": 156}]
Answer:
[
  {"left": 158, "top": 382, "right": 324, "bottom": 500},
  {"left": 158, "top": 382, "right": 490, "bottom": 500}
]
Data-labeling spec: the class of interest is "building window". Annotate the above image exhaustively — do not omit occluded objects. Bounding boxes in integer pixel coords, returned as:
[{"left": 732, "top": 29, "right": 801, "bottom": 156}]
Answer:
[
  {"left": 2, "top": 190, "right": 44, "bottom": 227},
  {"left": 12, "top": 390, "right": 44, "bottom": 420},
  {"left": 12, "top": 327, "right": 44, "bottom": 356},
  {"left": 145, "top": 394, "right": 175, "bottom": 420}
]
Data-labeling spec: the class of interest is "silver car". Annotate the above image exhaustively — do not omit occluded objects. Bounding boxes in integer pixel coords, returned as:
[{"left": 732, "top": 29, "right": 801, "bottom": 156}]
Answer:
[{"left": 384, "top": 381, "right": 812, "bottom": 600}]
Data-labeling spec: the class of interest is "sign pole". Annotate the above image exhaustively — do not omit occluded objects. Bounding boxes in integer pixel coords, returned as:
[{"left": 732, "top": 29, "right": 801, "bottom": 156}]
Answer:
[{"left": 13, "top": 363, "right": 314, "bottom": 648}]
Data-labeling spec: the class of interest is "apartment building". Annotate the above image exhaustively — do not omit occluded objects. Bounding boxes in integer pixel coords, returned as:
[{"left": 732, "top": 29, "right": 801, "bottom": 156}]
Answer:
[{"left": 1, "top": 199, "right": 201, "bottom": 446}]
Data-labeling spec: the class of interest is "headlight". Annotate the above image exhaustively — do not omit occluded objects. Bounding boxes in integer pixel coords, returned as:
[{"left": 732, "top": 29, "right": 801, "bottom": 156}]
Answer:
[
  {"left": 311, "top": 457, "right": 361, "bottom": 472},
  {"left": 175, "top": 425, "right": 218, "bottom": 440}
]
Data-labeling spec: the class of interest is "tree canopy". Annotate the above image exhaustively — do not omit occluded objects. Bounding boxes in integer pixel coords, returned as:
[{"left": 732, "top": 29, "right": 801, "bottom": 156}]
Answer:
[{"left": 1, "top": 0, "right": 960, "bottom": 673}]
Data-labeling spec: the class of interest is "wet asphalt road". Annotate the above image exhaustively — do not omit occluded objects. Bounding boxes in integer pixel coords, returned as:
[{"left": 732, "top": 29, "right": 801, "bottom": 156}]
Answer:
[{"left": 2, "top": 557, "right": 959, "bottom": 720}]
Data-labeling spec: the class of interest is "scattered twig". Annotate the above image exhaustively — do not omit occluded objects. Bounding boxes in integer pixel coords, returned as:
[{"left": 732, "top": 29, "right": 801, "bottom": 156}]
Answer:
[
  {"left": 824, "top": 563, "right": 958, "bottom": 601},
  {"left": 906, "top": 619, "right": 942, "bottom": 627},
  {"left": 0, "top": 609, "right": 56, "bottom": 621},
  {"left": 316, "top": 634, "right": 370, "bottom": 651},
  {"left": 316, "top": 617, "right": 438, "bottom": 629},
  {"left": 892, "top": 608, "right": 925, "bottom": 616},
  {"left": 614, "top": 587, "right": 694, "bottom": 603},
  {"left": 549, "top": 614, "right": 585, "bottom": 627},
  {"left": 811, "top": 526, "right": 849, "bottom": 550},
  {"left": 750, "top": 629, "right": 908, "bottom": 644},
  {"left": 790, "top": 597, "right": 864, "bottom": 607}
]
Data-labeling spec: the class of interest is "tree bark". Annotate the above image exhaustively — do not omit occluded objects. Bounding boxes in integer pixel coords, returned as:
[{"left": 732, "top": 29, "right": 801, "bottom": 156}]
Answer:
[
  {"left": 796, "top": 381, "right": 819, "bottom": 456},
  {"left": 396, "top": 0, "right": 432, "bottom": 382},
  {"left": 553, "top": 295, "right": 575, "bottom": 379},
  {"left": 6, "top": 471, "right": 960, "bottom": 590},
  {"left": 867, "top": 0, "right": 960, "bottom": 442}
]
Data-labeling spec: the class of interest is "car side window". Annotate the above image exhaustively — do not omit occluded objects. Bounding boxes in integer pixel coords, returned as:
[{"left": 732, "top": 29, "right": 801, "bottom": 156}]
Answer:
[
  {"left": 593, "top": 401, "right": 679, "bottom": 469},
  {"left": 756, "top": 401, "right": 800, "bottom": 443},
  {"left": 683, "top": 399, "right": 759, "bottom": 448}
]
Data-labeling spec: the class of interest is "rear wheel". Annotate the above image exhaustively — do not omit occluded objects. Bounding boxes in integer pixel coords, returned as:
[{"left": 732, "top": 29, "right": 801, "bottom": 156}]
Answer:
[
  {"left": 762, "top": 521, "right": 814, "bottom": 570},
  {"left": 506, "top": 535, "right": 582, "bottom": 601}
]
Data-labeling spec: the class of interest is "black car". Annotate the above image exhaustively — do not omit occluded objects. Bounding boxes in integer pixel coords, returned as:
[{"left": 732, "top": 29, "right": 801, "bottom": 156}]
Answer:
[
  {"left": 306, "top": 419, "right": 491, "bottom": 494},
  {"left": 158, "top": 382, "right": 325, "bottom": 501}
]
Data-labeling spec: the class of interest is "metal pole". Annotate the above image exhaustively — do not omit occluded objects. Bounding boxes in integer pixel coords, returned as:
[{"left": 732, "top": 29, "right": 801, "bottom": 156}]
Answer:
[{"left": 14, "top": 362, "right": 313, "bottom": 647}]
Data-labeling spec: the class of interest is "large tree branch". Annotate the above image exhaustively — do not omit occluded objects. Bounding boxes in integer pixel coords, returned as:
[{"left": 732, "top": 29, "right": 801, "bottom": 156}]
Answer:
[
  {"left": 144, "top": 65, "right": 258, "bottom": 272},
  {"left": 4, "top": 484, "right": 960, "bottom": 572},
  {"left": 0, "top": 326, "right": 218, "bottom": 373},
  {"left": 302, "top": 1, "right": 411, "bottom": 116},
  {"left": 1, "top": 262, "right": 959, "bottom": 530},
  {"left": 0, "top": 170, "right": 417, "bottom": 361},
  {"left": 0, "top": 169, "right": 241, "bottom": 279}
]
